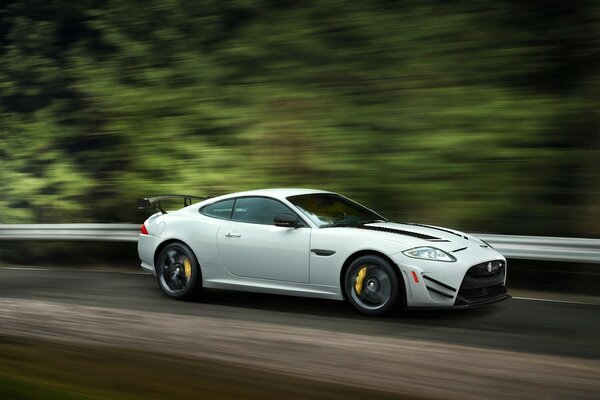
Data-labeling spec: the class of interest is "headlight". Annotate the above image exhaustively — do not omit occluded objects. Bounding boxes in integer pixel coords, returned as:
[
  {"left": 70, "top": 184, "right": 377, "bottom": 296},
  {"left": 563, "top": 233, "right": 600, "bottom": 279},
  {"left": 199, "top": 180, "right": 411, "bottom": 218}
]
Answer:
[{"left": 402, "top": 247, "right": 456, "bottom": 262}]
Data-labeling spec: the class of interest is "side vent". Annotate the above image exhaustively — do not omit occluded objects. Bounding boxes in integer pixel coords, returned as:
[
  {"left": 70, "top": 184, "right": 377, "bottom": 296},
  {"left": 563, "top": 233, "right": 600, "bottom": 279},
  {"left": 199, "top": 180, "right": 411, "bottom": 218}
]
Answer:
[{"left": 423, "top": 275, "right": 457, "bottom": 299}]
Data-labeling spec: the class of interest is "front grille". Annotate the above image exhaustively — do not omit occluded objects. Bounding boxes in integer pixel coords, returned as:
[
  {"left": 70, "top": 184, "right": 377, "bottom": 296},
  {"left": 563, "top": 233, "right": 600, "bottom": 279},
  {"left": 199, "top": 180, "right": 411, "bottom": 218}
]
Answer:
[{"left": 455, "top": 260, "right": 508, "bottom": 306}]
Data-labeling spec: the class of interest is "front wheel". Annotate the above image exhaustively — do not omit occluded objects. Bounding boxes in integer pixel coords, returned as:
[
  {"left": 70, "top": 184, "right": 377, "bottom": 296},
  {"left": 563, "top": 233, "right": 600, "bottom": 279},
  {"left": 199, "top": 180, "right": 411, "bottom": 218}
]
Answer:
[
  {"left": 344, "top": 255, "right": 400, "bottom": 315},
  {"left": 156, "top": 242, "right": 202, "bottom": 300}
]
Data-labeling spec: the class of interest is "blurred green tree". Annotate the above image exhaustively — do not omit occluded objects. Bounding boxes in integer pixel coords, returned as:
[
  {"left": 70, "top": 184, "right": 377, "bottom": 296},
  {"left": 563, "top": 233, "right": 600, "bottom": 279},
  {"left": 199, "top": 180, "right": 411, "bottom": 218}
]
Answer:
[{"left": 0, "top": 0, "right": 598, "bottom": 236}]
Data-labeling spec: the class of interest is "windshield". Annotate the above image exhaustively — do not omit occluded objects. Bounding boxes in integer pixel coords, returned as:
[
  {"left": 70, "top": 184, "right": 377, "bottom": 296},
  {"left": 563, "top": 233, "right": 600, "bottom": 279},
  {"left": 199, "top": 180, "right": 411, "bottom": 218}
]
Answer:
[{"left": 287, "top": 193, "right": 386, "bottom": 228}]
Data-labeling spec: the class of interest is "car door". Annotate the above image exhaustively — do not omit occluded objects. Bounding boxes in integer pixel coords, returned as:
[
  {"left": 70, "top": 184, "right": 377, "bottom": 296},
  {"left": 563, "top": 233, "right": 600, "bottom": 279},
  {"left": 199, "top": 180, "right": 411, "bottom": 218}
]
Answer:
[{"left": 216, "top": 196, "right": 310, "bottom": 283}]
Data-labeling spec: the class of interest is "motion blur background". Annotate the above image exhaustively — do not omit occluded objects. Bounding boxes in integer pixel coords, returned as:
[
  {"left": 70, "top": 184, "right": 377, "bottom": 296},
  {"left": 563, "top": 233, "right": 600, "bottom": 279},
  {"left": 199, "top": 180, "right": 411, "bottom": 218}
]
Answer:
[
  {"left": 1, "top": 0, "right": 598, "bottom": 233},
  {"left": 1, "top": 2, "right": 600, "bottom": 400}
]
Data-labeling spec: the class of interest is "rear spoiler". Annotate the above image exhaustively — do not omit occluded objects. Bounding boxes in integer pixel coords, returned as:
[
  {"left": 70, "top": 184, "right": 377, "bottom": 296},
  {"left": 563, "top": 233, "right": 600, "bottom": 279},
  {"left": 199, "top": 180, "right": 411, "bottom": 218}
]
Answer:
[{"left": 137, "top": 194, "right": 208, "bottom": 214}]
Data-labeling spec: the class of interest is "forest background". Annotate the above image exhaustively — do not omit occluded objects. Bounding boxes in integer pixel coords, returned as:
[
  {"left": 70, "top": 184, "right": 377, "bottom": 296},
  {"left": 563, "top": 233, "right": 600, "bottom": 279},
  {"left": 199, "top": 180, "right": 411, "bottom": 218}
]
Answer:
[{"left": 1, "top": 0, "right": 598, "bottom": 239}]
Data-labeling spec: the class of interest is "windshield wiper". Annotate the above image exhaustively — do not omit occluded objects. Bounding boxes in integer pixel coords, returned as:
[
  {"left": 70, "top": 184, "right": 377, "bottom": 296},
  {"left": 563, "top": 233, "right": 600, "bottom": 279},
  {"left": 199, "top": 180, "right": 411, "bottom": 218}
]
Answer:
[
  {"left": 321, "top": 219, "right": 385, "bottom": 228},
  {"left": 321, "top": 221, "right": 358, "bottom": 228}
]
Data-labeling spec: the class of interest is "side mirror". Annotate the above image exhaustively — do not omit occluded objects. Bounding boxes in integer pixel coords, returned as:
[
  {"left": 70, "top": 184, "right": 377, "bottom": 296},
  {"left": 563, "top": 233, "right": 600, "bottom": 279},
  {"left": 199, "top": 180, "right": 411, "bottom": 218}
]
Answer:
[{"left": 274, "top": 213, "right": 298, "bottom": 228}]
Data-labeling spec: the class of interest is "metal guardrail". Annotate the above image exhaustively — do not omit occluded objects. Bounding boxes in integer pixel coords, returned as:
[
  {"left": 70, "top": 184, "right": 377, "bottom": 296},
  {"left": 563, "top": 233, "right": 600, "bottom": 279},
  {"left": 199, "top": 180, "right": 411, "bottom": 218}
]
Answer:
[
  {"left": 474, "top": 234, "right": 600, "bottom": 264},
  {"left": 1, "top": 224, "right": 599, "bottom": 263},
  {"left": 0, "top": 224, "right": 139, "bottom": 242}
]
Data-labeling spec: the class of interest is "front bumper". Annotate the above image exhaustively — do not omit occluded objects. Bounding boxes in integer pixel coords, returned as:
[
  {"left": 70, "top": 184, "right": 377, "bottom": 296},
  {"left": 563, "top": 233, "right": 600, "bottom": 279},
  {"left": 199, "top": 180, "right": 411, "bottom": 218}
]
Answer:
[{"left": 392, "top": 248, "right": 508, "bottom": 308}]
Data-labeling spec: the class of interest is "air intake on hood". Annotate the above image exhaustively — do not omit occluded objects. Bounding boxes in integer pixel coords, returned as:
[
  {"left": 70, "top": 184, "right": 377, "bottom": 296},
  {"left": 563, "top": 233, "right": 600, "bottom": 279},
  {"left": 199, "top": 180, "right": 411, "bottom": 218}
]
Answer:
[
  {"left": 358, "top": 225, "right": 440, "bottom": 240},
  {"left": 404, "top": 223, "right": 465, "bottom": 238}
]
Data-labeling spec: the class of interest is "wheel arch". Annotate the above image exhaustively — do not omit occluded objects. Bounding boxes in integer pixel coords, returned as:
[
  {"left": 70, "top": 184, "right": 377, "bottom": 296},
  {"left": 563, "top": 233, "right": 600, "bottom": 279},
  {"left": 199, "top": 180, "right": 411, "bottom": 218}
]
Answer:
[{"left": 339, "top": 249, "right": 406, "bottom": 307}]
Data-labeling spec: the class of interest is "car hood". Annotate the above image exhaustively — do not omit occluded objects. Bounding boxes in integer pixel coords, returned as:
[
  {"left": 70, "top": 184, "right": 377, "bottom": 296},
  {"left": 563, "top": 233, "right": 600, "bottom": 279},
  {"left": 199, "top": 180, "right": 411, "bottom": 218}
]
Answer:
[{"left": 348, "top": 221, "right": 486, "bottom": 252}]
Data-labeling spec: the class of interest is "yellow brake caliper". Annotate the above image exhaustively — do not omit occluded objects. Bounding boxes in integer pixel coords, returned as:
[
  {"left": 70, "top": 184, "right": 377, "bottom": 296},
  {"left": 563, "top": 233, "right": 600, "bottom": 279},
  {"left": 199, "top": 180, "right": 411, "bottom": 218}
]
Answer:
[
  {"left": 354, "top": 266, "right": 367, "bottom": 295},
  {"left": 183, "top": 258, "right": 192, "bottom": 280}
]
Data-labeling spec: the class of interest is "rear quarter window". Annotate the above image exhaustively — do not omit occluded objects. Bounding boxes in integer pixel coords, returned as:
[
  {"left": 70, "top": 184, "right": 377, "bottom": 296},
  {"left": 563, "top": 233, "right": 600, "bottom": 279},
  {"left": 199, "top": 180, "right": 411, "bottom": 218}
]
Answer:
[{"left": 200, "top": 199, "right": 234, "bottom": 220}]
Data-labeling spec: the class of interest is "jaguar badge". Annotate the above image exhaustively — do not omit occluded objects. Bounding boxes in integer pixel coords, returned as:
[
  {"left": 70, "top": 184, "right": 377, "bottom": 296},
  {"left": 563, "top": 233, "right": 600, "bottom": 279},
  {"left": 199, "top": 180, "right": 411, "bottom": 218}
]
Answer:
[{"left": 487, "top": 262, "right": 492, "bottom": 272}]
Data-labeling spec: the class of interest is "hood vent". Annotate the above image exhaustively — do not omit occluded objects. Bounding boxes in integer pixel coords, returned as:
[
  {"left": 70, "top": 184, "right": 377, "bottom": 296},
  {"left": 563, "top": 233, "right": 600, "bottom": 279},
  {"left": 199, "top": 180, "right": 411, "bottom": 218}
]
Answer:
[
  {"left": 404, "top": 223, "right": 468, "bottom": 239},
  {"left": 359, "top": 225, "right": 440, "bottom": 240}
]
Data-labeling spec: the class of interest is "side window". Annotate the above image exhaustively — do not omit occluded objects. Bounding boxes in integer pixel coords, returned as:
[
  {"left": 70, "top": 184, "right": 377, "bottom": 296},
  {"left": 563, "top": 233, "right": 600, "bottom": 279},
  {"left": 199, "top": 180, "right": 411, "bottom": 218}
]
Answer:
[
  {"left": 200, "top": 199, "right": 234, "bottom": 220},
  {"left": 232, "top": 197, "right": 295, "bottom": 225}
]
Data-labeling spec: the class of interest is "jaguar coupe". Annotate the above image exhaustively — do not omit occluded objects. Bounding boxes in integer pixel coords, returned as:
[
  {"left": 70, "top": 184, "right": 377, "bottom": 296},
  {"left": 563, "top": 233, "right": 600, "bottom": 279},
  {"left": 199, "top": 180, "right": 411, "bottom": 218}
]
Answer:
[{"left": 137, "top": 189, "right": 508, "bottom": 315}]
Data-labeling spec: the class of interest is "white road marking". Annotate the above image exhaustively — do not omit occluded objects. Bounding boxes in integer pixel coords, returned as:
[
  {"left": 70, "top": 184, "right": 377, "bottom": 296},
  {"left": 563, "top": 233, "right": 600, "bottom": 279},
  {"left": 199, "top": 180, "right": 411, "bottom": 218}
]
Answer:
[
  {"left": 513, "top": 296, "right": 598, "bottom": 306},
  {"left": 0, "top": 266, "right": 48, "bottom": 271}
]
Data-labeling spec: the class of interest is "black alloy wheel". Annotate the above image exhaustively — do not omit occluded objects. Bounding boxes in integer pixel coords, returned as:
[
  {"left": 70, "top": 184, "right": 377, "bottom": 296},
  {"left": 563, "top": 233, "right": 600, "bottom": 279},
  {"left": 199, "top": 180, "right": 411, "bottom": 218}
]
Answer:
[
  {"left": 156, "top": 242, "right": 202, "bottom": 300},
  {"left": 344, "top": 255, "right": 400, "bottom": 315}
]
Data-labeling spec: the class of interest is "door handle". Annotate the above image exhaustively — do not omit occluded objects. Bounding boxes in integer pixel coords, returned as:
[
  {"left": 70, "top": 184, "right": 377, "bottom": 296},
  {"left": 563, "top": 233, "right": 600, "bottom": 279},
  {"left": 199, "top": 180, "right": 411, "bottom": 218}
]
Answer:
[{"left": 225, "top": 232, "right": 241, "bottom": 238}]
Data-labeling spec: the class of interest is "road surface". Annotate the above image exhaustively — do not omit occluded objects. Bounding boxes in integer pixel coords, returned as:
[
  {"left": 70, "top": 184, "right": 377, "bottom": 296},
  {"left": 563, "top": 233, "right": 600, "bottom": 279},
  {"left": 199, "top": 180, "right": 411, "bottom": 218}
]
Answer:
[{"left": 0, "top": 265, "right": 598, "bottom": 399}]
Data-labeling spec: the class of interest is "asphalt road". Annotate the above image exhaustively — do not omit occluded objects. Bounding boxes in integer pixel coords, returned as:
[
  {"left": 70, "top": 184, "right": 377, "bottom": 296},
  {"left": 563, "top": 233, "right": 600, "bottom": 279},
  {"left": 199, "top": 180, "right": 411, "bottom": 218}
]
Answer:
[{"left": 0, "top": 265, "right": 599, "bottom": 399}]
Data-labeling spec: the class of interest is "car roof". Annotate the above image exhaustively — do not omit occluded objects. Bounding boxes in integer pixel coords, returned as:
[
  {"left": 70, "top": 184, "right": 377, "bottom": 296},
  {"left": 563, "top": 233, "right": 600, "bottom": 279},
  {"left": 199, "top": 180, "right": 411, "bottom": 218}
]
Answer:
[{"left": 207, "top": 188, "right": 334, "bottom": 203}]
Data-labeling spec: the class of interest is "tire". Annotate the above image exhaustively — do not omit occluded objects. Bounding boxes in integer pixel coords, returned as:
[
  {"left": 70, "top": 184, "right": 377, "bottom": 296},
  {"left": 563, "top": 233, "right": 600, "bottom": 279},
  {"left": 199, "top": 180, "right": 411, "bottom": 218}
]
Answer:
[
  {"left": 344, "top": 255, "right": 400, "bottom": 316},
  {"left": 156, "top": 242, "right": 202, "bottom": 300}
]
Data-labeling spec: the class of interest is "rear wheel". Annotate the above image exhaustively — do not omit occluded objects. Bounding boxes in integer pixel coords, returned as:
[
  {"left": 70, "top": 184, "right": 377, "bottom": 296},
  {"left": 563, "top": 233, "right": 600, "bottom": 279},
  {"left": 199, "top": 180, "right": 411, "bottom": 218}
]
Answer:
[
  {"left": 156, "top": 242, "right": 202, "bottom": 300},
  {"left": 344, "top": 255, "right": 399, "bottom": 315}
]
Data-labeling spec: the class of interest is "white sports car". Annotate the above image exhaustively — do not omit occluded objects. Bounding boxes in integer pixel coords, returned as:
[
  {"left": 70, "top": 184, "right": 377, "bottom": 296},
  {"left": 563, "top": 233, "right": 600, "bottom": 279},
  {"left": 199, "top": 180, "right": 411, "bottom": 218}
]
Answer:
[{"left": 137, "top": 189, "right": 508, "bottom": 315}]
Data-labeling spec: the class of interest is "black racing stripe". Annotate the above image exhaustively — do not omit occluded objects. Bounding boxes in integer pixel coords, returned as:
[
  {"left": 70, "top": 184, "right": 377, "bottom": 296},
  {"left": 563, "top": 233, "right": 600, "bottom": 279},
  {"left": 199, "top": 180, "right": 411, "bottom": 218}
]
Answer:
[
  {"left": 358, "top": 225, "right": 439, "bottom": 240},
  {"left": 422, "top": 275, "right": 457, "bottom": 292}
]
